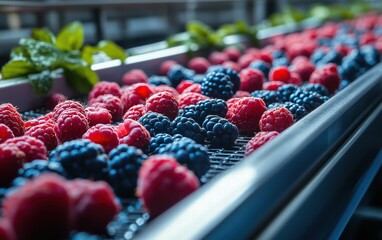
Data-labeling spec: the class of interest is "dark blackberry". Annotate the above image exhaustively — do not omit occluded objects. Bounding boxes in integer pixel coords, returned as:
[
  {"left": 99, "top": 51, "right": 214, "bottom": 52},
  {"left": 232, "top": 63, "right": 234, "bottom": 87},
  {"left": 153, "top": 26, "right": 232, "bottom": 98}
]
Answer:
[
  {"left": 289, "top": 90, "right": 325, "bottom": 112},
  {"left": 108, "top": 145, "right": 147, "bottom": 198},
  {"left": 201, "top": 72, "right": 234, "bottom": 100},
  {"left": 0, "top": 187, "right": 8, "bottom": 205},
  {"left": 171, "top": 116, "right": 205, "bottom": 144},
  {"left": 272, "top": 50, "right": 287, "bottom": 59},
  {"left": 208, "top": 66, "right": 241, "bottom": 92},
  {"left": 272, "top": 57, "right": 289, "bottom": 67},
  {"left": 138, "top": 112, "right": 172, "bottom": 137},
  {"left": 301, "top": 83, "right": 329, "bottom": 97},
  {"left": 339, "top": 79, "right": 350, "bottom": 90},
  {"left": 147, "top": 133, "right": 175, "bottom": 154},
  {"left": 157, "top": 137, "right": 210, "bottom": 179},
  {"left": 202, "top": 115, "right": 239, "bottom": 148},
  {"left": 251, "top": 90, "right": 280, "bottom": 106},
  {"left": 192, "top": 74, "right": 206, "bottom": 84},
  {"left": 250, "top": 60, "right": 271, "bottom": 78},
  {"left": 49, "top": 139, "right": 108, "bottom": 180},
  {"left": 179, "top": 99, "right": 228, "bottom": 124},
  {"left": 316, "top": 50, "right": 343, "bottom": 66},
  {"left": 70, "top": 232, "right": 102, "bottom": 240},
  {"left": 167, "top": 65, "right": 195, "bottom": 87},
  {"left": 277, "top": 84, "right": 299, "bottom": 102},
  {"left": 269, "top": 102, "right": 308, "bottom": 121},
  {"left": 361, "top": 45, "right": 380, "bottom": 68},
  {"left": 310, "top": 49, "right": 326, "bottom": 64},
  {"left": 148, "top": 75, "right": 172, "bottom": 86},
  {"left": 340, "top": 58, "right": 360, "bottom": 82}
]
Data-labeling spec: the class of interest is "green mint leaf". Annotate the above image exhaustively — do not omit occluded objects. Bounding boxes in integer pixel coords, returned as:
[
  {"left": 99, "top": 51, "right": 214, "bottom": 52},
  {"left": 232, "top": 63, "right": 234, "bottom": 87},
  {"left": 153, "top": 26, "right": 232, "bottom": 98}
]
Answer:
[
  {"left": 57, "top": 51, "right": 87, "bottom": 69},
  {"left": 63, "top": 66, "right": 99, "bottom": 93},
  {"left": 97, "top": 40, "right": 127, "bottom": 62},
  {"left": 31, "top": 28, "right": 55, "bottom": 44},
  {"left": 27, "top": 70, "right": 53, "bottom": 95},
  {"left": 56, "top": 21, "right": 84, "bottom": 51},
  {"left": 10, "top": 46, "right": 30, "bottom": 61},
  {"left": 1, "top": 59, "right": 36, "bottom": 79},
  {"left": 19, "top": 38, "right": 60, "bottom": 69},
  {"left": 81, "top": 45, "right": 99, "bottom": 64}
]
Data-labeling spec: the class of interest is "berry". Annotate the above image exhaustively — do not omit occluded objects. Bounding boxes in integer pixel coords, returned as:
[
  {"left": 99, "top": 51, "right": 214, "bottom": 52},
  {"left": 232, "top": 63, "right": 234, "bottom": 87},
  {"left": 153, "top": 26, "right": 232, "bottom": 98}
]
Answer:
[
  {"left": 122, "top": 69, "right": 148, "bottom": 86},
  {"left": 121, "top": 89, "right": 146, "bottom": 112},
  {"left": 25, "top": 122, "right": 58, "bottom": 151},
  {"left": 268, "top": 102, "right": 308, "bottom": 121},
  {"left": 123, "top": 104, "right": 147, "bottom": 121},
  {"left": 310, "top": 49, "right": 327, "bottom": 64},
  {"left": 152, "top": 85, "right": 179, "bottom": 97},
  {"left": 45, "top": 93, "right": 67, "bottom": 110},
  {"left": 178, "top": 92, "right": 209, "bottom": 109},
  {"left": 24, "top": 114, "right": 54, "bottom": 131},
  {"left": 0, "top": 104, "right": 25, "bottom": 137},
  {"left": 269, "top": 66, "right": 291, "bottom": 83},
  {"left": 224, "top": 47, "right": 241, "bottom": 62},
  {"left": 226, "top": 97, "right": 267, "bottom": 135},
  {"left": 272, "top": 57, "right": 290, "bottom": 67},
  {"left": 167, "top": 65, "right": 195, "bottom": 87},
  {"left": 171, "top": 116, "right": 205, "bottom": 144},
  {"left": 0, "top": 123, "right": 14, "bottom": 144},
  {"left": 147, "top": 133, "right": 177, "bottom": 154},
  {"left": 244, "top": 131, "right": 279, "bottom": 157},
  {"left": 108, "top": 145, "right": 147, "bottom": 197},
  {"left": 238, "top": 54, "right": 255, "bottom": 69},
  {"left": 180, "top": 99, "right": 228, "bottom": 124},
  {"left": 309, "top": 64, "right": 341, "bottom": 94},
  {"left": 82, "top": 124, "right": 119, "bottom": 154},
  {"left": 361, "top": 45, "right": 380, "bottom": 68},
  {"left": 52, "top": 100, "right": 86, "bottom": 122},
  {"left": 250, "top": 90, "right": 279, "bottom": 106},
  {"left": 182, "top": 83, "right": 202, "bottom": 94},
  {"left": 137, "top": 155, "right": 199, "bottom": 218},
  {"left": 3, "top": 174, "right": 71, "bottom": 240},
  {"left": 202, "top": 115, "right": 239, "bottom": 148},
  {"left": 116, "top": 119, "right": 150, "bottom": 151},
  {"left": 250, "top": 60, "right": 271, "bottom": 78},
  {"left": 176, "top": 80, "right": 194, "bottom": 94},
  {"left": 233, "top": 90, "right": 251, "bottom": 98},
  {"left": 259, "top": 107, "right": 295, "bottom": 133},
  {"left": 157, "top": 137, "right": 210, "bottom": 179},
  {"left": 0, "top": 144, "right": 25, "bottom": 187},
  {"left": 148, "top": 75, "right": 172, "bottom": 86},
  {"left": 0, "top": 219, "right": 15, "bottom": 240},
  {"left": 207, "top": 66, "right": 241, "bottom": 92},
  {"left": 85, "top": 107, "right": 112, "bottom": 127},
  {"left": 146, "top": 92, "right": 179, "bottom": 120},
  {"left": 14, "top": 160, "right": 65, "bottom": 185},
  {"left": 5, "top": 136, "right": 47, "bottom": 162},
  {"left": 49, "top": 139, "right": 108, "bottom": 180},
  {"left": 160, "top": 60, "right": 177, "bottom": 76},
  {"left": 301, "top": 83, "right": 329, "bottom": 97},
  {"left": 288, "top": 72, "right": 303, "bottom": 86},
  {"left": 88, "top": 81, "right": 121, "bottom": 100},
  {"left": 138, "top": 113, "right": 172, "bottom": 137},
  {"left": 239, "top": 68, "right": 264, "bottom": 92},
  {"left": 201, "top": 72, "right": 234, "bottom": 100},
  {"left": 70, "top": 232, "right": 102, "bottom": 240},
  {"left": 263, "top": 81, "right": 285, "bottom": 91},
  {"left": 188, "top": 57, "right": 210, "bottom": 74},
  {"left": 277, "top": 84, "right": 299, "bottom": 102},
  {"left": 316, "top": 50, "right": 343, "bottom": 66},
  {"left": 209, "top": 51, "right": 229, "bottom": 65},
  {"left": 55, "top": 109, "right": 89, "bottom": 143},
  {"left": 222, "top": 61, "right": 241, "bottom": 72},
  {"left": 89, "top": 94, "right": 124, "bottom": 121},
  {"left": 290, "top": 90, "right": 326, "bottom": 112}
]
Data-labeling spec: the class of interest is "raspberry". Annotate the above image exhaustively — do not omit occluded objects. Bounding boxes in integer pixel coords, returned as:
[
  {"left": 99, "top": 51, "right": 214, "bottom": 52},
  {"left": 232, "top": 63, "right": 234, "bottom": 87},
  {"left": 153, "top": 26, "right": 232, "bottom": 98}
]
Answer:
[
  {"left": 209, "top": 51, "right": 229, "bottom": 65},
  {"left": 222, "top": 61, "right": 241, "bottom": 72},
  {"left": 0, "top": 104, "right": 24, "bottom": 137},
  {"left": 290, "top": 90, "right": 326, "bottom": 112},
  {"left": 125, "top": 83, "right": 154, "bottom": 101},
  {"left": 207, "top": 66, "right": 241, "bottom": 92},
  {"left": 309, "top": 63, "right": 341, "bottom": 94},
  {"left": 147, "top": 133, "right": 178, "bottom": 154},
  {"left": 157, "top": 137, "right": 210, "bottom": 178},
  {"left": 160, "top": 60, "right": 177, "bottom": 76},
  {"left": 152, "top": 85, "right": 179, "bottom": 97},
  {"left": 301, "top": 83, "right": 329, "bottom": 97},
  {"left": 5, "top": 136, "right": 48, "bottom": 162},
  {"left": 269, "top": 66, "right": 291, "bottom": 83},
  {"left": 148, "top": 75, "right": 172, "bottom": 86},
  {"left": 85, "top": 107, "right": 112, "bottom": 127},
  {"left": 15, "top": 160, "right": 65, "bottom": 182},
  {"left": 226, "top": 97, "right": 267, "bottom": 135},
  {"left": 45, "top": 93, "right": 67, "bottom": 110},
  {"left": 82, "top": 124, "right": 119, "bottom": 154},
  {"left": 202, "top": 115, "right": 239, "bottom": 148},
  {"left": 0, "top": 219, "right": 15, "bottom": 240},
  {"left": 288, "top": 72, "right": 303, "bottom": 86},
  {"left": 171, "top": 116, "right": 205, "bottom": 144},
  {"left": 146, "top": 92, "right": 179, "bottom": 120},
  {"left": 178, "top": 92, "right": 209, "bottom": 109},
  {"left": 55, "top": 109, "right": 89, "bottom": 143},
  {"left": 116, "top": 119, "right": 150, "bottom": 151},
  {"left": 268, "top": 102, "right": 308, "bottom": 121},
  {"left": 0, "top": 144, "right": 25, "bottom": 187},
  {"left": 182, "top": 83, "right": 202, "bottom": 94},
  {"left": 122, "top": 69, "right": 148, "bottom": 86},
  {"left": 88, "top": 81, "right": 121, "bottom": 100},
  {"left": 108, "top": 145, "right": 147, "bottom": 197},
  {"left": 137, "top": 155, "right": 199, "bottom": 218},
  {"left": 260, "top": 107, "right": 295, "bottom": 133},
  {"left": 66, "top": 179, "right": 120, "bottom": 234},
  {"left": 180, "top": 99, "right": 228, "bottom": 124},
  {"left": 233, "top": 90, "right": 251, "bottom": 98},
  {"left": 49, "top": 139, "right": 108, "bottom": 180},
  {"left": 276, "top": 84, "right": 299, "bottom": 102},
  {"left": 250, "top": 60, "right": 271, "bottom": 78},
  {"left": 291, "top": 59, "right": 316, "bottom": 81},
  {"left": 121, "top": 89, "right": 146, "bottom": 112},
  {"left": 123, "top": 104, "right": 147, "bottom": 121},
  {"left": 201, "top": 72, "right": 233, "bottom": 100},
  {"left": 244, "top": 131, "right": 279, "bottom": 157},
  {"left": 240, "top": 54, "right": 256, "bottom": 69},
  {"left": 224, "top": 47, "right": 241, "bottom": 62},
  {"left": 25, "top": 122, "right": 57, "bottom": 151},
  {"left": 52, "top": 100, "right": 86, "bottom": 122},
  {"left": 24, "top": 114, "right": 54, "bottom": 131},
  {"left": 188, "top": 57, "right": 210, "bottom": 74},
  {"left": 239, "top": 68, "right": 264, "bottom": 92},
  {"left": 177, "top": 80, "right": 194, "bottom": 94},
  {"left": 0, "top": 123, "right": 14, "bottom": 144},
  {"left": 250, "top": 90, "right": 279, "bottom": 106},
  {"left": 167, "top": 65, "right": 195, "bottom": 87},
  {"left": 3, "top": 174, "right": 71, "bottom": 240},
  {"left": 138, "top": 112, "right": 172, "bottom": 137},
  {"left": 263, "top": 81, "right": 285, "bottom": 91},
  {"left": 89, "top": 94, "right": 123, "bottom": 121}
]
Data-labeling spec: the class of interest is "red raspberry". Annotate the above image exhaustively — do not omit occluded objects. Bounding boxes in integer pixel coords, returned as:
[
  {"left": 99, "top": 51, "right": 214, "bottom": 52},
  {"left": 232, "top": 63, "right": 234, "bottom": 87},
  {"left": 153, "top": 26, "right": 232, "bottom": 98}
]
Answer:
[
  {"left": 178, "top": 92, "right": 209, "bottom": 109},
  {"left": 209, "top": 51, "right": 229, "bottom": 65},
  {"left": 122, "top": 69, "right": 148, "bottom": 86},
  {"left": 116, "top": 119, "right": 150, "bottom": 151},
  {"left": 269, "top": 66, "right": 291, "bottom": 83},
  {"left": 137, "top": 155, "right": 199, "bottom": 218},
  {"left": 263, "top": 81, "right": 285, "bottom": 91},
  {"left": 66, "top": 179, "right": 121, "bottom": 234},
  {"left": 291, "top": 58, "right": 315, "bottom": 82},
  {"left": 83, "top": 124, "right": 119, "bottom": 153},
  {"left": 129, "top": 83, "right": 154, "bottom": 100},
  {"left": 55, "top": 109, "right": 89, "bottom": 143},
  {"left": 152, "top": 85, "right": 179, "bottom": 98},
  {"left": 233, "top": 90, "right": 251, "bottom": 98},
  {"left": 239, "top": 68, "right": 264, "bottom": 92},
  {"left": 182, "top": 83, "right": 202, "bottom": 94},
  {"left": 25, "top": 123, "right": 58, "bottom": 151},
  {"left": 238, "top": 54, "right": 255, "bottom": 69},
  {"left": 123, "top": 104, "right": 147, "bottom": 121},
  {"left": 85, "top": 107, "right": 112, "bottom": 127},
  {"left": 45, "top": 93, "right": 68, "bottom": 110},
  {"left": 160, "top": 60, "right": 177, "bottom": 76},
  {"left": 227, "top": 97, "right": 240, "bottom": 109},
  {"left": 259, "top": 51, "right": 273, "bottom": 64},
  {"left": 52, "top": 100, "right": 86, "bottom": 122},
  {"left": 188, "top": 57, "right": 210, "bottom": 74},
  {"left": 259, "top": 107, "right": 294, "bottom": 133},
  {"left": 121, "top": 89, "right": 146, "bottom": 112},
  {"left": 3, "top": 174, "right": 71, "bottom": 240},
  {"left": 89, "top": 94, "right": 124, "bottom": 121},
  {"left": 245, "top": 48, "right": 260, "bottom": 57},
  {"left": 0, "top": 104, "right": 24, "bottom": 137},
  {"left": 0, "top": 123, "right": 14, "bottom": 144},
  {"left": 226, "top": 97, "right": 267, "bottom": 135},
  {"left": 88, "top": 81, "right": 121, "bottom": 100},
  {"left": 146, "top": 92, "right": 178, "bottom": 120},
  {"left": 25, "top": 115, "right": 54, "bottom": 131},
  {"left": 360, "top": 32, "right": 376, "bottom": 45},
  {"left": 309, "top": 63, "right": 341, "bottom": 94},
  {"left": 335, "top": 44, "right": 351, "bottom": 56},
  {"left": 224, "top": 47, "right": 241, "bottom": 62},
  {"left": 222, "top": 61, "right": 241, "bottom": 72},
  {"left": 0, "top": 219, "right": 15, "bottom": 240},
  {"left": 288, "top": 72, "right": 303, "bottom": 86},
  {"left": 176, "top": 80, "right": 194, "bottom": 94},
  {"left": 0, "top": 144, "right": 24, "bottom": 187},
  {"left": 5, "top": 136, "right": 47, "bottom": 162},
  {"left": 244, "top": 131, "right": 279, "bottom": 157},
  {"left": 375, "top": 39, "right": 382, "bottom": 53},
  {"left": 286, "top": 42, "right": 313, "bottom": 60}
]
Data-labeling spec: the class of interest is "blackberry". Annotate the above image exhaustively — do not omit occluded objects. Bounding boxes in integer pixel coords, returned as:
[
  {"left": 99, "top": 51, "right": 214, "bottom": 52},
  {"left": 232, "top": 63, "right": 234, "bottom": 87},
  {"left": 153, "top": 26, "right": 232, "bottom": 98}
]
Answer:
[
  {"left": 316, "top": 50, "right": 343, "bottom": 66},
  {"left": 202, "top": 115, "right": 239, "bottom": 148},
  {"left": 147, "top": 133, "right": 175, "bottom": 154},
  {"left": 277, "top": 84, "right": 299, "bottom": 102},
  {"left": 361, "top": 45, "right": 380, "bottom": 68},
  {"left": 340, "top": 79, "right": 350, "bottom": 90},
  {"left": 250, "top": 60, "right": 271, "bottom": 78},
  {"left": 179, "top": 99, "right": 228, "bottom": 124},
  {"left": 108, "top": 145, "right": 147, "bottom": 198},
  {"left": 310, "top": 49, "right": 326, "bottom": 64},
  {"left": 251, "top": 90, "right": 280, "bottom": 106},
  {"left": 157, "top": 137, "right": 210, "bottom": 179},
  {"left": 171, "top": 116, "right": 205, "bottom": 144},
  {"left": 272, "top": 57, "right": 289, "bottom": 67},
  {"left": 0, "top": 187, "right": 8, "bottom": 205},
  {"left": 192, "top": 74, "right": 206, "bottom": 84},
  {"left": 340, "top": 58, "right": 360, "bottom": 82},
  {"left": 138, "top": 112, "right": 172, "bottom": 137},
  {"left": 289, "top": 90, "right": 325, "bottom": 112},
  {"left": 49, "top": 139, "right": 108, "bottom": 180},
  {"left": 301, "top": 83, "right": 329, "bottom": 97},
  {"left": 201, "top": 72, "right": 234, "bottom": 100},
  {"left": 167, "top": 65, "right": 195, "bottom": 87},
  {"left": 148, "top": 75, "right": 172, "bottom": 86},
  {"left": 206, "top": 66, "right": 241, "bottom": 92},
  {"left": 272, "top": 50, "right": 287, "bottom": 59},
  {"left": 269, "top": 102, "right": 308, "bottom": 121}
]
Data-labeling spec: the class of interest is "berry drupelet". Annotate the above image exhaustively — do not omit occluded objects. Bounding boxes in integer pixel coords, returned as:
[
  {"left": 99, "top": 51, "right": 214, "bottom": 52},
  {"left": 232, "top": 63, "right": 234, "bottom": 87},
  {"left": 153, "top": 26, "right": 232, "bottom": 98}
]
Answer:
[
  {"left": 138, "top": 112, "right": 172, "bottom": 137},
  {"left": 171, "top": 116, "right": 205, "bottom": 144}
]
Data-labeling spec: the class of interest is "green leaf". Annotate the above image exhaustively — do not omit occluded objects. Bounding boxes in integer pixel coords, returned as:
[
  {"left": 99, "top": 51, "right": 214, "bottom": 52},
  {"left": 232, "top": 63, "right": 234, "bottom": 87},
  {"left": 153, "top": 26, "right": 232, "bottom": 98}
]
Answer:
[
  {"left": 64, "top": 66, "right": 99, "bottom": 93},
  {"left": 81, "top": 45, "right": 99, "bottom": 64},
  {"left": 31, "top": 28, "right": 55, "bottom": 44},
  {"left": 57, "top": 51, "right": 87, "bottom": 69},
  {"left": 10, "top": 46, "right": 30, "bottom": 61},
  {"left": 1, "top": 59, "right": 36, "bottom": 79},
  {"left": 97, "top": 40, "right": 127, "bottom": 61},
  {"left": 56, "top": 21, "right": 84, "bottom": 51},
  {"left": 28, "top": 70, "right": 53, "bottom": 95},
  {"left": 19, "top": 38, "right": 60, "bottom": 69}
]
